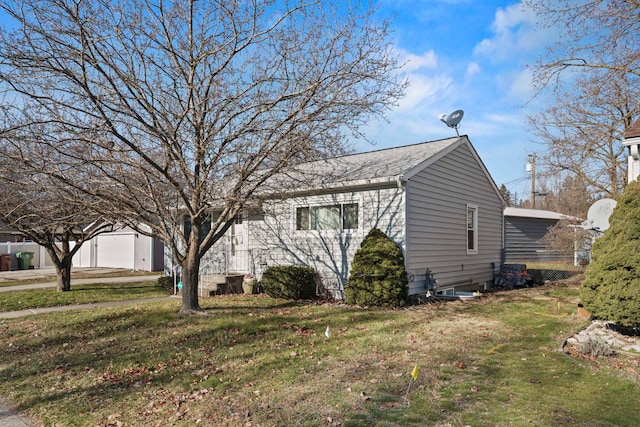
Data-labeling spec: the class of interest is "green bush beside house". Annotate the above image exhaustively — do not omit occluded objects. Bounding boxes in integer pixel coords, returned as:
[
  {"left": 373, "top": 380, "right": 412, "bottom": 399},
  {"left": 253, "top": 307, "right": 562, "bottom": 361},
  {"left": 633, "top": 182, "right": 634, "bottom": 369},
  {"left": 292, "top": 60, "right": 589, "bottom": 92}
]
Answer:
[
  {"left": 345, "top": 228, "right": 408, "bottom": 307},
  {"left": 261, "top": 265, "right": 316, "bottom": 300},
  {"left": 581, "top": 180, "right": 640, "bottom": 327}
]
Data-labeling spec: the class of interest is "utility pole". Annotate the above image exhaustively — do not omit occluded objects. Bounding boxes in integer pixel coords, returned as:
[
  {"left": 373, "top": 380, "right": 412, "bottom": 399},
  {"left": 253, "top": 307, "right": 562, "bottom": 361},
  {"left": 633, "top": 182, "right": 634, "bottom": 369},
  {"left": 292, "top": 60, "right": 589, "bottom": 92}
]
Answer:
[{"left": 527, "top": 153, "right": 536, "bottom": 209}]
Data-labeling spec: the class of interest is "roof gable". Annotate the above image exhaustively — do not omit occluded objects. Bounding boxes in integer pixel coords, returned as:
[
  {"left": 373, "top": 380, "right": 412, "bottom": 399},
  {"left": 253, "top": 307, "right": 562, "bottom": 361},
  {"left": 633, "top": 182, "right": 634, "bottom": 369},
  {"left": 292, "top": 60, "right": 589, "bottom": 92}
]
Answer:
[
  {"left": 402, "top": 136, "right": 505, "bottom": 203},
  {"left": 268, "top": 136, "right": 504, "bottom": 202}
]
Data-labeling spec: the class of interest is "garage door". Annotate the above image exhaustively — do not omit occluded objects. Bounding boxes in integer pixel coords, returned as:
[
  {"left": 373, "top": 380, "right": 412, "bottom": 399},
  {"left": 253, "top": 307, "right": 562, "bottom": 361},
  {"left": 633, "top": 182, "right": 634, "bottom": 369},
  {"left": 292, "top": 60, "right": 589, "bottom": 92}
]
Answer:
[{"left": 96, "top": 233, "right": 135, "bottom": 269}]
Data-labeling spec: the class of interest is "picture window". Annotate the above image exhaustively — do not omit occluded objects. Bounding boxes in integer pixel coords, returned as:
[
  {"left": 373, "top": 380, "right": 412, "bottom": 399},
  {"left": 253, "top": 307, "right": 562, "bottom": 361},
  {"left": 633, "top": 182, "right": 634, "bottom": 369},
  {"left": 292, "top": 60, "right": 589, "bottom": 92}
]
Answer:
[{"left": 296, "top": 203, "right": 359, "bottom": 231}]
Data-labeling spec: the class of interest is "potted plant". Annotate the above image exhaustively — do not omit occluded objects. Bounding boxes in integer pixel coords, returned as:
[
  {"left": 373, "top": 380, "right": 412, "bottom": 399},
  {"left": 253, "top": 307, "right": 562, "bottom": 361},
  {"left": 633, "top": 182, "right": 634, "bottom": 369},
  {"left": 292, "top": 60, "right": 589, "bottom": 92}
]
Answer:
[{"left": 242, "top": 274, "right": 257, "bottom": 295}]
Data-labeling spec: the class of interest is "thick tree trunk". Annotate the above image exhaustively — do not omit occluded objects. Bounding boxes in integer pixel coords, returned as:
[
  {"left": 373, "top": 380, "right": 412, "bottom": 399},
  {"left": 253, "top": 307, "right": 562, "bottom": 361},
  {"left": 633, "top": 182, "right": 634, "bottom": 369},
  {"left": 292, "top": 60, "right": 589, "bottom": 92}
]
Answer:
[
  {"left": 43, "top": 238, "right": 74, "bottom": 292},
  {"left": 180, "top": 246, "right": 202, "bottom": 313},
  {"left": 55, "top": 258, "right": 72, "bottom": 292}
]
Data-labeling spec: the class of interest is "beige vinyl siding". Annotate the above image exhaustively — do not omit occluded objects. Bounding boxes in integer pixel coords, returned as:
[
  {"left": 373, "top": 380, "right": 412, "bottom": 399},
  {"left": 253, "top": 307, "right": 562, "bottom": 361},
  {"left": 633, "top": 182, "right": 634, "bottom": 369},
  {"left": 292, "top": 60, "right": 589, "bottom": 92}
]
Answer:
[{"left": 405, "top": 142, "right": 503, "bottom": 291}]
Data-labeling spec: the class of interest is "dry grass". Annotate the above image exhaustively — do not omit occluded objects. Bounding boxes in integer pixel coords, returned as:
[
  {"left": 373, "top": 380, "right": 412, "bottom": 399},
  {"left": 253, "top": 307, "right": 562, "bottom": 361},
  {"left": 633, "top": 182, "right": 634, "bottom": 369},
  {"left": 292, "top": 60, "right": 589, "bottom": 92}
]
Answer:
[{"left": 1, "top": 283, "right": 640, "bottom": 426}]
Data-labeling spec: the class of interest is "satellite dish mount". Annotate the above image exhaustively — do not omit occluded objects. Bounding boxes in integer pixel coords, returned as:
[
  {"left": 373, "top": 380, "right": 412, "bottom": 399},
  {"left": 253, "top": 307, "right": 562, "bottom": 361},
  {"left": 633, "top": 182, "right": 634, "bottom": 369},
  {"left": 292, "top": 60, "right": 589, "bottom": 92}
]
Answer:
[{"left": 439, "top": 110, "right": 464, "bottom": 136}]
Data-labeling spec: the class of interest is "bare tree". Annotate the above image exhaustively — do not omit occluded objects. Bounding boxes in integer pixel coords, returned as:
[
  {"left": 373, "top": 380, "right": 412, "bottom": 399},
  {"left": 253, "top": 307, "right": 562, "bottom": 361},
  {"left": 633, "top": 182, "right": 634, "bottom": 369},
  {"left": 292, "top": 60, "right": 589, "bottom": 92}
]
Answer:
[
  {"left": 0, "top": 130, "right": 112, "bottom": 291},
  {"left": 0, "top": 0, "right": 405, "bottom": 313},
  {"left": 527, "top": 72, "right": 634, "bottom": 199},
  {"left": 526, "top": 0, "right": 640, "bottom": 199},
  {"left": 528, "top": 175, "right": 593, "bottom": 217},
  {"left": 527, "top": 0, "right": 640, "bottom": 86}
]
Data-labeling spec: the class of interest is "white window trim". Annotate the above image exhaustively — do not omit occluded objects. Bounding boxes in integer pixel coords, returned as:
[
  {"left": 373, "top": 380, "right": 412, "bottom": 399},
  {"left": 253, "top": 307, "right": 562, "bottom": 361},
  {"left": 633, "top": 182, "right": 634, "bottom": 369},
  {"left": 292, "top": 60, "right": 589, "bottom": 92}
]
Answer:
[
  {"left": 467, "top": 204, "right": 478, "bottom": 255},
  {"left": 292, "top": 196, "right": 362, "bottom": 234}
]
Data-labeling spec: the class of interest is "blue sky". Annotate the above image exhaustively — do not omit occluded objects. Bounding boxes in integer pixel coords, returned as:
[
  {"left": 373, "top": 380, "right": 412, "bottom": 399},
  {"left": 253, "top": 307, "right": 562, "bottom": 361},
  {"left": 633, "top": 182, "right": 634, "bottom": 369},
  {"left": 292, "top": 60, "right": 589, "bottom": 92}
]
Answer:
[
  {"left": 355, "top": 0, "right": 559, "bottom": 201},
  {"left": 0, "top": 0, "right": 553, "bottom": 200}
]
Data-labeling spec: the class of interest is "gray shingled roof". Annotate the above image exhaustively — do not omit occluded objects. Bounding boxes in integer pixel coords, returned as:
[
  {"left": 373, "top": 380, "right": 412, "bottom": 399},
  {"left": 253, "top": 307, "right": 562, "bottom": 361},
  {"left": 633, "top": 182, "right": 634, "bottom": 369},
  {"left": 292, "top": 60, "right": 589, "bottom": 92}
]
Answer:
[
  {"left": 329, "top": 136, "right": 460, "bottom": 180},
  {"left": 280, "top": 136, "right": 462, "bottom": 191}
]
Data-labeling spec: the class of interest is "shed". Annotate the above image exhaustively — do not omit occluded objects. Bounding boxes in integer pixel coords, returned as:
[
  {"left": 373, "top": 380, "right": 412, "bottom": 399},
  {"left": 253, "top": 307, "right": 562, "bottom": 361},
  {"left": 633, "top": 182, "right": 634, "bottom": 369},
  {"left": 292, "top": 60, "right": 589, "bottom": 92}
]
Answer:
[{"left": 503, "top": 207, "right": 572, "bottom": 263}]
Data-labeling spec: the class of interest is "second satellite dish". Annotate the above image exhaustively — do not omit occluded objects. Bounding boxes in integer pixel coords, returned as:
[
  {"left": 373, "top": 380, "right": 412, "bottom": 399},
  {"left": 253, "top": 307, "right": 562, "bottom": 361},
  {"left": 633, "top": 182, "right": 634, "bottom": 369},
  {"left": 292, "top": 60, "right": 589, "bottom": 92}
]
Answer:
[
  {"left": 583, "top": 198, "right": 617, "bottom": 231},
  {"left": 439, "top": 109, "right": 464, "bottom": 136}
]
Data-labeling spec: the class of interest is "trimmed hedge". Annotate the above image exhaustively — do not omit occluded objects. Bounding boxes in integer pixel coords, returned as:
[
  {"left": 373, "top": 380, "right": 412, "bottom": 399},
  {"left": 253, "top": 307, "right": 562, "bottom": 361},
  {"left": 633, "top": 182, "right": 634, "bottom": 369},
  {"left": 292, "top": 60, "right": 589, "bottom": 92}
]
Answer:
[
  {"left": 581, "top": 179, "right": 640, "bottom": 327},
  {"left": 345, "top": 228, "right": 407, "bottom": 307},
  {"left": 261, "top": 265, "right": 316, "bottom": 300}
]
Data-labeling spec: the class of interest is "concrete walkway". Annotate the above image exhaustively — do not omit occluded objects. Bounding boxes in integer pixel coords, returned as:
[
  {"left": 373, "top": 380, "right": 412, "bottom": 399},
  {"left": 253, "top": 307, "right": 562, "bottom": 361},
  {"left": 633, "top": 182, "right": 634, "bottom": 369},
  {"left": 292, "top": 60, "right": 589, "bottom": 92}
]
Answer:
[
  {"left": 0, "top": 274, "right": 169, "bottom": 319},
  {"left": 0, "top": 272, "right": 178, "bottom": 425},
  {"left": 0, "top": 399, "right": 31, "bottom": 427}
]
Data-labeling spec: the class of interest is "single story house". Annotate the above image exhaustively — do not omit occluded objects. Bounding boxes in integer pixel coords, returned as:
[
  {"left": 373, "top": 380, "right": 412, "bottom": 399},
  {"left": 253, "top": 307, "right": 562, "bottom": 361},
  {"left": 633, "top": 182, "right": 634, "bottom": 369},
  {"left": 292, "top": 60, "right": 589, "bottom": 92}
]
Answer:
[
  {"left": 503, "top": 207, "right": 574, "bottom": 264},
  {"left": 191, "top": 136, "right": 505, "bottom": 298}
]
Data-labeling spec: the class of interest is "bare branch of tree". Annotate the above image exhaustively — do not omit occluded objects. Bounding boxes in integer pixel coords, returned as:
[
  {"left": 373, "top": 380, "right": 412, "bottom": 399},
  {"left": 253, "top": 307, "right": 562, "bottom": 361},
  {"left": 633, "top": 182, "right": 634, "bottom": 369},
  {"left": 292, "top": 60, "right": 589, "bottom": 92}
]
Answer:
[{"left": 0, "top": 0, "right": 405, "bottom": 312}]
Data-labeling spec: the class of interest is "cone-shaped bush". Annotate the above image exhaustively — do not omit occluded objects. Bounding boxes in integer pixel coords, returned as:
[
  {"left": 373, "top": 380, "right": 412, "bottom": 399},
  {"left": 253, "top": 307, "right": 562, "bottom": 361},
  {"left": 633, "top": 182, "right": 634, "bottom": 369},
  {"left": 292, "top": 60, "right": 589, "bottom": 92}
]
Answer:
[
  {"left": 345, "top": 228, "right": 408, "bottom": 307},
  {"left": 581, "top": 180, "right": 640, "bottom": 327}
]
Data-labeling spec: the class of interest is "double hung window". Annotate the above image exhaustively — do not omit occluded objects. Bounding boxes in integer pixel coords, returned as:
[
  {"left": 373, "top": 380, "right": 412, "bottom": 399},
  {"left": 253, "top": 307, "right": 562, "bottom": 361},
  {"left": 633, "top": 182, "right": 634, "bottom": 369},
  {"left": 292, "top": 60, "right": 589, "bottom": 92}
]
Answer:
[{"left": 467, "top": 205, "right": 478, "bottom": 253}]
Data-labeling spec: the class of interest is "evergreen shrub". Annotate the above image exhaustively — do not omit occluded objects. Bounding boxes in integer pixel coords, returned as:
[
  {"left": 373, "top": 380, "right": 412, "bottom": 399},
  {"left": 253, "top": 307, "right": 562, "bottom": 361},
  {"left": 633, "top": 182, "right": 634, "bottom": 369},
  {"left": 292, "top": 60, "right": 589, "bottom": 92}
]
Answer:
[
  {"left": 261, "top": 265, "right": 316, "bottom": 300},
  {"left": 581, "top": 180, "right": 640, "bottom": 327},
  {"left": 345, "top": 228, "right": 408, "bottom": 307}
]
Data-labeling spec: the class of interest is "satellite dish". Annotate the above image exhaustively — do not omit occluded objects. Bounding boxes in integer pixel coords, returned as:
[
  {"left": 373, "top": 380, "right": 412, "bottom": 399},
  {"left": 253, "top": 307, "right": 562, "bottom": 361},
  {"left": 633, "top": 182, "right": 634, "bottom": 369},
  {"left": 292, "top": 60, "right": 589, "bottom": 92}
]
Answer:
[
  {"left": 583, "top": 198, "right": 617, "bottom": 231},
  {"left": 439, "top": 109, "right": 464, "bottom": 136}
]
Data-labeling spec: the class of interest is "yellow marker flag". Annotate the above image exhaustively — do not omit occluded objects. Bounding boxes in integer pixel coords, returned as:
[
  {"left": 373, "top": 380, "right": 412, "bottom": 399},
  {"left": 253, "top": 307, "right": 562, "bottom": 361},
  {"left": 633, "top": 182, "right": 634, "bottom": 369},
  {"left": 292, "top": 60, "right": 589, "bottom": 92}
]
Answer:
[{"left": 411, "top": 364, "right": 419, "bottom": 381}]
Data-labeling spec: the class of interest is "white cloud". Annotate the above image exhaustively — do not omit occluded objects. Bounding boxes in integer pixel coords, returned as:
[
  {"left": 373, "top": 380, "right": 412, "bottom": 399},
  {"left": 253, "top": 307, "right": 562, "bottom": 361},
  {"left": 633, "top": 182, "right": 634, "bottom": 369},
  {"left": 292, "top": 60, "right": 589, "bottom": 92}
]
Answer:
[
  {"left": 392, "top": 47, "right": 454, "bottom": 112},
  {"left": 473, "top": 2, "right": 554, "bottom": 63},
  {"left": 507, "top": 67, "right": 534, "bottom": 99},
  {"left": 399, "top": 73, "right": 453, "bottom": 110},
  {"left": 400, "top": 49, "right": 438, "bottom": 72},
  {"left": 466, "top": 62, "right": 480, "bottom": 78}
]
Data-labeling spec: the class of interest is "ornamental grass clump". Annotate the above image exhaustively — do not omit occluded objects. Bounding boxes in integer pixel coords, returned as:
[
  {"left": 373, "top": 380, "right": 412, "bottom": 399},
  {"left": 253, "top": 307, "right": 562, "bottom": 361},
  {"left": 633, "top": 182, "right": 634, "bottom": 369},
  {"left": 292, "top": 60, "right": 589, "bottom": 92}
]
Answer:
[
  {"left": 581, "top": 179, "right": 640, "bottom": 327},
  {"left": 577, "top": 336, "right": 614, "bottom": 358},
  {"left": 261, "top": 265, "right": 316, "bottom": 300},
  {"left": 345, "top": 228, "right": 407, "bottom": 307}
]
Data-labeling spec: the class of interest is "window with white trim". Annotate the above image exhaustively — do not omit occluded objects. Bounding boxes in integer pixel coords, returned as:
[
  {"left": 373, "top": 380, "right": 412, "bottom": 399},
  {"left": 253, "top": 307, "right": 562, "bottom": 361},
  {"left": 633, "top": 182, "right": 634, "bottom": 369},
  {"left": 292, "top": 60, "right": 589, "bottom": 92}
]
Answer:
[
  {"left": 296, "top": 203, "right": 359, "bottom": 231},
  {"left": 467, "top": 205, "right": 478, "bottom": 253}
]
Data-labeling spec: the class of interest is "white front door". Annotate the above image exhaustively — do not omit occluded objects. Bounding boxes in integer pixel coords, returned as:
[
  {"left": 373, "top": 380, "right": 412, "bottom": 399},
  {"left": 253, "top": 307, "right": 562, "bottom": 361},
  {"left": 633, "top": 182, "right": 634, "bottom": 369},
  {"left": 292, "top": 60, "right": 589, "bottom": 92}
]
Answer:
[{"left": 230, "top": 215, "right": 248, "bottom": 272}]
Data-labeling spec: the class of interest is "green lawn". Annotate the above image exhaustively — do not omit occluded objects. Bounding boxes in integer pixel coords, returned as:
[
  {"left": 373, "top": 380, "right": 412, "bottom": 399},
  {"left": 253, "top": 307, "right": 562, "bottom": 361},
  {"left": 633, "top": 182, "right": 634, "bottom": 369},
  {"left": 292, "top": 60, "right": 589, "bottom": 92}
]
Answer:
[
  {"left": 1, "top": 282, "right": 639, "bottom": 426},
  {"left": 0, "top": 281, "right": 168, "bottom": 311}
]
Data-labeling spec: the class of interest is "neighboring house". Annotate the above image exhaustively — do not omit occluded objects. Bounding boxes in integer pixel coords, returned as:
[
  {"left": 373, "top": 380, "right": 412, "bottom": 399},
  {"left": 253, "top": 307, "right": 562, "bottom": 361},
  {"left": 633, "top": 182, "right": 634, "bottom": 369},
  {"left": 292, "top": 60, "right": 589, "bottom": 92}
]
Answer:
[
  {"left": 0, "top": 223, "right": 163, "bottom": 271},
  {"left": 623, "top": 116, "right": 640, "bottom": 183},
  {"left": 190, "top": 136, "right": 505, "bottom": 298},
  {"left": 503, "top": 207, "right": 574, "bottom": 264},
  {"left": 73, "top": 224, "right": 164, "bottom": 271}
]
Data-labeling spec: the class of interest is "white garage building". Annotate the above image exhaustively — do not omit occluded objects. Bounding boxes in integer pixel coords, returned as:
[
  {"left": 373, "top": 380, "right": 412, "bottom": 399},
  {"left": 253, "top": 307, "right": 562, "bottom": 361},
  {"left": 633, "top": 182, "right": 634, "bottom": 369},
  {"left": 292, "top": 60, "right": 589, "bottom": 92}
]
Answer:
[{"left": 73, "top": 225, "right": 164, "bottom": 271}]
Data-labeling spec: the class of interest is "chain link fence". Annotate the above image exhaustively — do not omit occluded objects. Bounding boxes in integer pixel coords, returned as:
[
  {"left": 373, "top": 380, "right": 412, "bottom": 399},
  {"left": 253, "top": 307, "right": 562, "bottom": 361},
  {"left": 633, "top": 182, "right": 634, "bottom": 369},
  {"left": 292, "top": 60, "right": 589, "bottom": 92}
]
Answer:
[{"left": 527, "top": 266, "right": 585, "bottom": 284}]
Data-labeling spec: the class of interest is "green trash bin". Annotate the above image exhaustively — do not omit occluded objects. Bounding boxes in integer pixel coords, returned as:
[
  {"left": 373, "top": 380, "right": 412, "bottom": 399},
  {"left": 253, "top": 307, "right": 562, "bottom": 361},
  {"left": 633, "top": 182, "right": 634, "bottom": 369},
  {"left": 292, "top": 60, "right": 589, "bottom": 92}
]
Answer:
[{"left": 15, "top": 252, "right": 34, "bottom": 270}]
